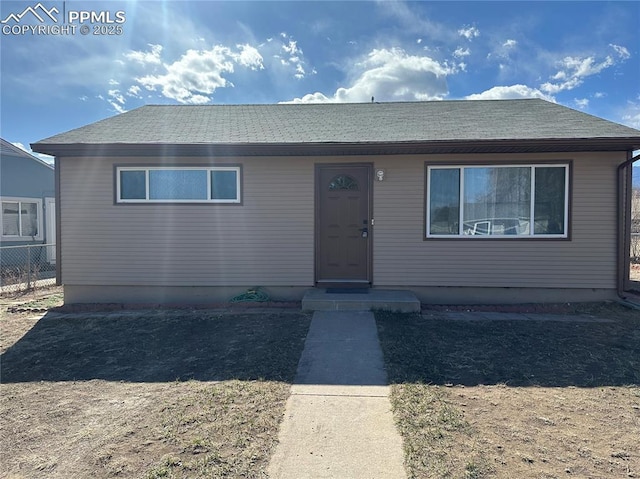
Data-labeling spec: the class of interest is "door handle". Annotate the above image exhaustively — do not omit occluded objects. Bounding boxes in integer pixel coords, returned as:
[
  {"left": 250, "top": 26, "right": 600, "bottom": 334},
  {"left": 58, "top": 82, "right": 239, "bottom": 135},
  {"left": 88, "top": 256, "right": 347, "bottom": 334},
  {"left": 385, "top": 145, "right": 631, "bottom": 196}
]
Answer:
[{"left": 360, "top": 227, "right": 368, "bottom": 238}]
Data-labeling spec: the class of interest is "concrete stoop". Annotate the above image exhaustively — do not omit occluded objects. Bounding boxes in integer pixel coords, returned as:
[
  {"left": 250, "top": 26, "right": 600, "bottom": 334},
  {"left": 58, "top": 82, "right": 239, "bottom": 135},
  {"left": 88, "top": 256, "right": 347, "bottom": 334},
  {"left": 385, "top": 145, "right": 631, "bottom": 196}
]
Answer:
[{"left": 301, "top": 288, "right": 420, "bottom": 312}]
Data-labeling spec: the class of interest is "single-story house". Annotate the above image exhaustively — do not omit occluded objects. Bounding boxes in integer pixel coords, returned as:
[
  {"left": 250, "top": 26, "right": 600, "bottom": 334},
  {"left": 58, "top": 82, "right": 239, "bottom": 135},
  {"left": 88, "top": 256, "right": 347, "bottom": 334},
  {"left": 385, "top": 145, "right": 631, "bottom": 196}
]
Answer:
[
  {"left": 32, "top": 99, "right": 640, "bottom": 304},
  {"left": 1, "top": 138, "right": 56, "bottom": 264}
]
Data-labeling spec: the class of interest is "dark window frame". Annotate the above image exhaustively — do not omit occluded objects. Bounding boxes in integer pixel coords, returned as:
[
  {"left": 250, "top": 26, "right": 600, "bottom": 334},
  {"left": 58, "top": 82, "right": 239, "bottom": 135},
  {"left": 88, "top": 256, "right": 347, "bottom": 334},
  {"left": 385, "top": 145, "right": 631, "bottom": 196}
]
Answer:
[
  {"left": 424, "top": 160, "right": 572, "bottom": 240},
  {"left": 114, "top": 165, "right": 243, "bottom": 205}
]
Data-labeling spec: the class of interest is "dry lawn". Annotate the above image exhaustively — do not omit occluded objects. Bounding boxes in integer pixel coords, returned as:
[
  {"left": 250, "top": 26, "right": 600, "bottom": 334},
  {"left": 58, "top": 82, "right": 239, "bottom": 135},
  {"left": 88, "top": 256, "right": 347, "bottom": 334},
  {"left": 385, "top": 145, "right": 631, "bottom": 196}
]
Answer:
[
  {"left": 0, "top": 291, "right": 311, "bottom": 479},
  {"left": 376, "top": 304, "right": 640, "bottom": 479},
  {"left": 3, "top": 289, "right": 639, "bottom": 479}
]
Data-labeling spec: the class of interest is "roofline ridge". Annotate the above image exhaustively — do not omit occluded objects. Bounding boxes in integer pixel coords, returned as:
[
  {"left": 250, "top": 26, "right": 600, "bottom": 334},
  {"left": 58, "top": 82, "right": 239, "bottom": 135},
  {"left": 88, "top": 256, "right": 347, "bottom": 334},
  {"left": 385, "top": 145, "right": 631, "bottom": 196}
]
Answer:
[{"left": 138, "top": 98, "right": 547, "bottom": 108}]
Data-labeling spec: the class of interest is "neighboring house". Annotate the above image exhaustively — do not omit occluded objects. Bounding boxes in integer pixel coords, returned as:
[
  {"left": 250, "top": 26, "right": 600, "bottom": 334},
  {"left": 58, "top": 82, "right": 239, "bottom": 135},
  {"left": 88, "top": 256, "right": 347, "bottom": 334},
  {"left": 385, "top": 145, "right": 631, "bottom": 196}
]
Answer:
[
  {"left": 1, "top": 139, "right": 56, "bottom": 263},
  {"left": 32, "top": 99, "right": 640, "bottom": 304}
]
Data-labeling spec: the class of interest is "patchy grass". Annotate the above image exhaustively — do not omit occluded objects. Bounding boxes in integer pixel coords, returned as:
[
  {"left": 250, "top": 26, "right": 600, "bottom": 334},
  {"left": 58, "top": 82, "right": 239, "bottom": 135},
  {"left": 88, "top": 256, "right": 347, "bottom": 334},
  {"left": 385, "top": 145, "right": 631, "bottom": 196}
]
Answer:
[
  {"left": 0, "top": 286, "right": 64, "bottom": 355},
  {"left": 376, "top": 303, "right": 640, "bottom": 479},
  {"left": 7, "top": 291, "right": 64, "bottom": 311},
  {"left": 1, "top": 305, "right": 311, "bottom": 478}
]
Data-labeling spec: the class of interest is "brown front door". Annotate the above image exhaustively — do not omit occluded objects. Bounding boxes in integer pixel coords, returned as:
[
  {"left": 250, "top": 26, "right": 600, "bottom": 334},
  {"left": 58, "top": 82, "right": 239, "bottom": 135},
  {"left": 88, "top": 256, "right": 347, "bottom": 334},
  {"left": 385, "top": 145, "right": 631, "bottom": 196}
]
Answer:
[{"left": 316, "top": 164, "right": 371, "bottom": 285}]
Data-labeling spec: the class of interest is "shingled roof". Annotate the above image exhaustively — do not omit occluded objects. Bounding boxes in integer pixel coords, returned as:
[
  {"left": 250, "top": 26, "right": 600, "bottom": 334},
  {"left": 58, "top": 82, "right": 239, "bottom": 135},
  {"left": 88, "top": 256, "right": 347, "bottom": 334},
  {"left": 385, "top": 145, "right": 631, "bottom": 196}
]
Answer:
[{"left": 32, "top": 99, "right": 640, "bottom": 156}]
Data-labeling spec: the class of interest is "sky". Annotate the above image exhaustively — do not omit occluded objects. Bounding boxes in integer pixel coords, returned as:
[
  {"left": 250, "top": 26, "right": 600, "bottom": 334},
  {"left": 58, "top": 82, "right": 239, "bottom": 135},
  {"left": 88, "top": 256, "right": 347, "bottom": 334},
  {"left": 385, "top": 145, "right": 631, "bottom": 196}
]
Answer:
[{"left": 1, "top": 1, "right": 639, "bottom": 166}]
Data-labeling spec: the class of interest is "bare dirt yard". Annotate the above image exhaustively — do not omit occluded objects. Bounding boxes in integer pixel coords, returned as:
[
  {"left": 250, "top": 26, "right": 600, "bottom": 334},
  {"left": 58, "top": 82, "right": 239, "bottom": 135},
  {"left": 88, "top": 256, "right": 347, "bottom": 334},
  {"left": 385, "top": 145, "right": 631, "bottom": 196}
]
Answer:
[
  {"left": 3, "top": 289, "right": 639, "bottom": 479},
  {"left": 376, "top": 303, "right": 640, "bottom": 479},
  {"left": 0, "top": 289, "right": 311, "bottom": 478}
]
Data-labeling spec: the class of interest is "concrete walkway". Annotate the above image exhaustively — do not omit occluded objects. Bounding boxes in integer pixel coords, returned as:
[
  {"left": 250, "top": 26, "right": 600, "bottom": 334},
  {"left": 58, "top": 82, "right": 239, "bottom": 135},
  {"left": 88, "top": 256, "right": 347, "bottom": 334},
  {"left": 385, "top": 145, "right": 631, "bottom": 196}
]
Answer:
[{"left": 267, "top": 311, "right": 406, "bottom": 479}]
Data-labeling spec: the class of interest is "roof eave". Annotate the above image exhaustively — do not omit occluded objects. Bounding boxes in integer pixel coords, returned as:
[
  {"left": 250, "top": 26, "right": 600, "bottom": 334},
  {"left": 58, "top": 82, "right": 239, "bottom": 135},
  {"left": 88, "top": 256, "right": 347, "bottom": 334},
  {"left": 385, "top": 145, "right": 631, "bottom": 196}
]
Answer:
[
  {"left": 31, "top": 137, "right": 640, "bottom": 158},
  {"left": 2, "top": 140, "right": 54, "bottom": 169}
]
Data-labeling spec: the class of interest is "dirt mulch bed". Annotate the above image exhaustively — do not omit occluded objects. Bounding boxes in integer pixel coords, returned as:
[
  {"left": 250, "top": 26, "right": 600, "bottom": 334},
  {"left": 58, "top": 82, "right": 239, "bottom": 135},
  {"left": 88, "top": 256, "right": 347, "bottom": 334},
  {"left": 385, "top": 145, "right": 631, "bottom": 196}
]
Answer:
[
  {"left": 423, "top": 300, "right": 637, "bottom": 315},
  {"left": 50, "top": 300, "right": 301, "bottom": 314},
  {"left": 0, "top": 285, "right": 301, "bottom": 314},
  {"left": 376, "top": 305, "right": 640, "bottom": 478},
  {"left": 0, "top": 307, "right": 311, "bottom": 478}
]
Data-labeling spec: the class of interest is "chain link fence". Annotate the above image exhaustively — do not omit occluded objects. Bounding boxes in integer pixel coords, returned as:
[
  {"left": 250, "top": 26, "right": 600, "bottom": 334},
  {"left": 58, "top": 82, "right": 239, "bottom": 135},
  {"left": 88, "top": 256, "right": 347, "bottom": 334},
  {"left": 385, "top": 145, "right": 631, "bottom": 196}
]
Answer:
[
  {"left": 631, "top": 189, "right": 639, "bottom": 283},
  {"left": 0, "top": 244, "right": 56, "bottom": 294}
]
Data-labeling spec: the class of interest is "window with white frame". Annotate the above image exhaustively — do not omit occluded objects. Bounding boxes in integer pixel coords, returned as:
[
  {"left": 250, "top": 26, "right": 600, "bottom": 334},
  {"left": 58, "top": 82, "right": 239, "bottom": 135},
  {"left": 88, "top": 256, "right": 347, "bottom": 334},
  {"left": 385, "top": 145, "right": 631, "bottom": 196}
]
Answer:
[
  {"left": 426, "top": 164, "right": 569, "bottom": 238},
  {"left": 117, "top": 166, "right": 241, "bottom": 203},
  {"left": 1, "top": 197, "right": 43, "bottom": 240}
]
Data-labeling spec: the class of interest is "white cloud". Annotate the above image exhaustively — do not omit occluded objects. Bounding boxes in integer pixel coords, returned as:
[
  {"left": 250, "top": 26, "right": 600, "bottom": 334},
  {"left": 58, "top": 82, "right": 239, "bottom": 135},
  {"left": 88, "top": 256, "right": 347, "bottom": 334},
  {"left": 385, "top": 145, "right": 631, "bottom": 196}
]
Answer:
[
  {"left": 133, "top": 44, "right": 264, "bottom": 104},
  {"left": 610, "top": 43, "right": 631, "bottom": 60},
  {"left": 295, "top": 64, "right": 306, "bottom": 79},
  {"left": 107, "top": 89, "right": 126, "bottom": 113},
  {"left": 235, "top": 44, "right": 264, "bottom": 70},
  {"left": 136, "top": 47, "right": 234, "bottom": 104},
  {"left": 574, "top": 98, "right": 589, "bottom": 109},
  {"left": 551, "top": 70, "right": 567, "bottom": 80},
  {"left": 11, "top": 142, "right": 28, "bottom": 152},
  {"left": 486, "top": 39, "right": 519, "bottom": 73},
  {"left": 124, "top": 44, "right": 163, "bottom": 65},
  {"left": 127, "top": 85, "right": 141, "bottom": 97},
  {"left": 541, "top": 55, "right": 615, "bottom": 94},
  {"left": 465, "top": 84, "right": 554, "bottom": 101},
  {"left": 282, "top": 40, "right": 299, "bottom": 56},
  {"left": 108, "top": 79, "right": 119, "bottom": 86},
  {"left": 594, "top": 92, "right": 606, "bottom": 98},
  {"left": 285, "top": 92, "right": 332, "bottom": 104},
  {"left": 283, "top": 47, "right": 455, "bottom": 103},
  {"left": 109, "top": 103, "right": 126, "bottom": 114},
  {"left": 108, "top": 89, "right": 125, "bottom": 105},
  {"left": 458, "top": 25, "right": 479, "bottom": 40},
  {"left": 186, "top": 94, "right": 211, "bottom": 104},
  {"left": 273, "top": 34, "right": 312, "bottom": 79},
  {"left": 453, "top": 47, "right": 470, "bottom": 58}
]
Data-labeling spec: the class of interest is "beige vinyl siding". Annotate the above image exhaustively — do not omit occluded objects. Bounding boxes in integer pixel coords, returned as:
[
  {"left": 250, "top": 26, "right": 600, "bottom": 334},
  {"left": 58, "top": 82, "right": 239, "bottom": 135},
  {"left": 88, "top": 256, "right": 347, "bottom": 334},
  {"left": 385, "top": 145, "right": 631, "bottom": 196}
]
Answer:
[
  {"left": 60, "top": 156, "right": 315, "bottom": 286},
  {"left": 60, "top": 151, "right": 623, "bottom": 290},
  {"left": 373, "top": 152, "right": 622, "bottom": 289}
]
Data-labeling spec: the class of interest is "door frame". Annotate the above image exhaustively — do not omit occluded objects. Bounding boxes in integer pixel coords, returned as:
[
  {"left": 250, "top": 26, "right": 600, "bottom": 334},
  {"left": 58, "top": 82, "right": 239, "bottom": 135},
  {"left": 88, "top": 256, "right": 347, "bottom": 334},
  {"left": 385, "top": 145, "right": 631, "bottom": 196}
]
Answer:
[
  {"left": 314, "top": 162, "right": 373, "bottom": 286},
  {"left": 45, "top": 197, "right": 56, "bottom": 264}
]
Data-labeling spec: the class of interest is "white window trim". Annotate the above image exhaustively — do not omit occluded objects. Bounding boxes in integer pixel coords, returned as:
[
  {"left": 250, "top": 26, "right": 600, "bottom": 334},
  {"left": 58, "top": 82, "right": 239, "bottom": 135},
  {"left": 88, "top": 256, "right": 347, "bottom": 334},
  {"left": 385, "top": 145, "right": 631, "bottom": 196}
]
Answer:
[
  {"left": 1, "top": 196, "right": 44, "bottom": 240},
  {"left": 426, "top": 164, "right": 569, "bottom": 239},
  {"left": 116, "top": 166, "right": 242, "bottom": 204}
]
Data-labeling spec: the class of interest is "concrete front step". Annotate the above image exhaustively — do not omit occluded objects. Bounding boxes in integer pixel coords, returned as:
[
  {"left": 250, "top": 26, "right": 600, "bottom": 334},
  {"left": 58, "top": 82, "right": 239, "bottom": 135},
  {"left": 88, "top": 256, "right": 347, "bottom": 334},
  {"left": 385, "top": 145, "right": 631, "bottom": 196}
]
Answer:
[{"left": 302, "top": 288, "right": 420, "bottom": 312}]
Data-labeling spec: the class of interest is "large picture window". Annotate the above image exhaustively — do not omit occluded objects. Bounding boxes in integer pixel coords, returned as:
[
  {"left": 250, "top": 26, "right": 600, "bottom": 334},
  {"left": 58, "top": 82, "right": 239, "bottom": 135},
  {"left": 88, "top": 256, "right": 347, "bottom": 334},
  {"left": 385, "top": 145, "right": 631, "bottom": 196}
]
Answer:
[
  {"left": 1, "top": 197, "right": 43, "bottom": 240},
  {"left": 427, "top": 164, "right": 569, "bottom": 238},
  {"left": 117, "top": 166, "right": 241, "bottom": 203}
]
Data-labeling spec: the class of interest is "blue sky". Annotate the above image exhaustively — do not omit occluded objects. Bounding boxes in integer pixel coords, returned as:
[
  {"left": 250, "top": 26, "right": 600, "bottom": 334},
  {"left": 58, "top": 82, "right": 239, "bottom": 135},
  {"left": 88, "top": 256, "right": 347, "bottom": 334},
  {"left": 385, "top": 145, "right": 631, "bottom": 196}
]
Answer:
[{"left": 1, "top": 1, "right": 639, "bottom": 165}]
